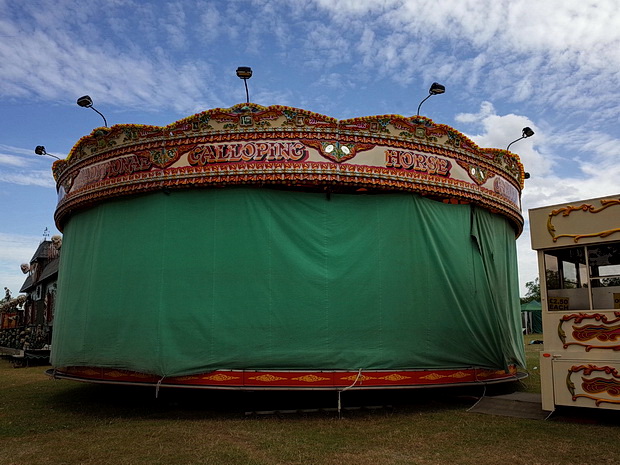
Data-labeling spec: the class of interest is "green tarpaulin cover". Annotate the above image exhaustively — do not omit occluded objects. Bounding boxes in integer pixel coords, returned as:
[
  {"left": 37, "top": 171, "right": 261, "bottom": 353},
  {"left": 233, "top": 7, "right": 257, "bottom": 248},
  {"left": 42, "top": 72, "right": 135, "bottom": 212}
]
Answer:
[{"left": 51, "top": 188, "right": 525, "bottom": 376}]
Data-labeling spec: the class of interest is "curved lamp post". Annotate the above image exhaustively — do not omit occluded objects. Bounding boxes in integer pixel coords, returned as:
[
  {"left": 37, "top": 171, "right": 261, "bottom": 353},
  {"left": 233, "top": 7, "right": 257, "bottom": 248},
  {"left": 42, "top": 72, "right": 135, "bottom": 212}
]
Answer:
[
  {"left": 416, "top": 82, "right": 445, "bottom": 116},
  {"left": 506, "top": 127, "right": 535, "bottom": 151},
  {"left": 236, "top": 67, "right": 253, "bottom": 104},
  {"left": 507, "top": 127, "right": 535, "bottom": 180},
  {"left": 34, "top": 145, "right": 60, "bottom": 160},
  {"left": 77, "top": 95, "right": 108, "bottom": 127}
]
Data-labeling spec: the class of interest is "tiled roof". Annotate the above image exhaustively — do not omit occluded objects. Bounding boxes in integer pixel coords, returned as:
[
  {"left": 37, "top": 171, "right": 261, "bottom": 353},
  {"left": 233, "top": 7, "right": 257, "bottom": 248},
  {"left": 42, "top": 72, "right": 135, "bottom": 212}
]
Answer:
[
  {"left": 39, "top": 258, "right": 59, "bottom": 282},
  {"left": 29, "top": 240, "right": 59, "bottom": 263},
  {"left": 19, "top": 274, "right": 34, "bottom": 293}
]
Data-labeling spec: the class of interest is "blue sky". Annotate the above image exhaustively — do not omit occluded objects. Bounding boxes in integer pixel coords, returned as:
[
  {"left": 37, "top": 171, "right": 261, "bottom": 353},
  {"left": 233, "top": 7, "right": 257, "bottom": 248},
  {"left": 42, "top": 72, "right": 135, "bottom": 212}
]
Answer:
[{"left": 1, "top": 0, "right": 619, "bottom": 296}]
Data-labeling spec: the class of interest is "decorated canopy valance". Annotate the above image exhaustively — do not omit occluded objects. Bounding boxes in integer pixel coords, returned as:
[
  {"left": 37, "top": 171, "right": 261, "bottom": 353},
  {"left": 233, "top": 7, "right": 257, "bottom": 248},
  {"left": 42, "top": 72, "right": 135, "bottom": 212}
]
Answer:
[{"left": 52, "top": 104, "right": 525, "bottom": 233}]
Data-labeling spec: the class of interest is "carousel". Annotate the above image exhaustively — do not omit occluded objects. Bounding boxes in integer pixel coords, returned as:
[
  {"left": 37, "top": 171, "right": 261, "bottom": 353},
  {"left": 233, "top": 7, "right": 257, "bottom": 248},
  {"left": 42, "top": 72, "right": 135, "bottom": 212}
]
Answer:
[{"left": 48, "top": 100, "right": 526, "bottom": 390}]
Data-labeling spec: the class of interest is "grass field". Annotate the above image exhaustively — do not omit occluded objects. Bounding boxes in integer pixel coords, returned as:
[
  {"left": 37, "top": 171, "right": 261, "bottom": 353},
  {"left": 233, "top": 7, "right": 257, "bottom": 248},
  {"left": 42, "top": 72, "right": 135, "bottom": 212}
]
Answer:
[{"left": 1, "top": 336, "right": 619, "bottom": 465}]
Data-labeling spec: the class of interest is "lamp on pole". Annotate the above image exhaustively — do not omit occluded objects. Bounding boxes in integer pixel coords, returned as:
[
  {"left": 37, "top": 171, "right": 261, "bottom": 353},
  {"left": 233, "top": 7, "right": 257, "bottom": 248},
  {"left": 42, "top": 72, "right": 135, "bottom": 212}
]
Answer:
[
  {"left": 416, "top": 82, "right": 445, "bottom": 116},
  {"left": 34, "top": 146, "right": 60, "bottom": 160},
  {"left": 77, "top": 95, "right": 108, "bottom": 127},
  {"left": 236, "top": 67, "right": 253, "bottom": 103},
  {"left": 506, "top": 127, "right": 535, "bottom": 151}
]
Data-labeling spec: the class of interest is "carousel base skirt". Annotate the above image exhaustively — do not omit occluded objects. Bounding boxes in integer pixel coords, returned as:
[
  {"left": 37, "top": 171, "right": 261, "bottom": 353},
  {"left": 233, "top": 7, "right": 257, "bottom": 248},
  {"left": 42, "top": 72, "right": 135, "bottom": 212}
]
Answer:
[{"left": 47, "top": 366, "right": 524, "bottom": 390}]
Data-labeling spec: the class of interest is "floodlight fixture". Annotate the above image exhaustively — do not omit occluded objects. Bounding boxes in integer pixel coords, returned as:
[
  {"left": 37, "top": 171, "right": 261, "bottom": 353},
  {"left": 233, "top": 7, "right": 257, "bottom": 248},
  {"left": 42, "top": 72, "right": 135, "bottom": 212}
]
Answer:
[
  {"left": 416, "top": 82, "right": 446, "bottom": 116},
  {"left": 236, "top": 66, "right": 253, "bottom": 103},
  {"left": 76, "top": 95, "right": 108, "bottom": 127},
  {"left": 34, "top": 145, "right": 60, "bottom": 160},
  {"left": 506, "top": 127, "right": 535, "bottom": 151},
  {"left": 429, "top": 82, "right": 446, "bottom": 95}
]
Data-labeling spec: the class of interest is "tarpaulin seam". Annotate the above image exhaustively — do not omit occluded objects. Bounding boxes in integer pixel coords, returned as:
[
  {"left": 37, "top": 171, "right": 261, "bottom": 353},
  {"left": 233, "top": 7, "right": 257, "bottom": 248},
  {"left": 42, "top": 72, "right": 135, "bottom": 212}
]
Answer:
[
  {"left": 323, "top": 193, "right": 330, "bottom": 355},
  {"left": 157, "top": 191, "right": 168, "bottom": 377}
]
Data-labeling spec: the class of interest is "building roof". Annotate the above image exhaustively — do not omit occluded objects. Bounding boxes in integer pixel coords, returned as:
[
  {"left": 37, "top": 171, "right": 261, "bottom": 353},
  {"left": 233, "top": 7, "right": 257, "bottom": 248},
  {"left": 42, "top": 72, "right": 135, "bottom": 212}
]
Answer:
[
  {"left": 39, "top": 258, "right": 59, "bottom": 282},
  {"left": 20, "top": 242, "right": 60, "bottom": 293},
  {"left": 19, "top": 274, "right": 34, "bottom": 293},
  {"left": 29, "top": 240, "right": 59, "bottom": 264}
]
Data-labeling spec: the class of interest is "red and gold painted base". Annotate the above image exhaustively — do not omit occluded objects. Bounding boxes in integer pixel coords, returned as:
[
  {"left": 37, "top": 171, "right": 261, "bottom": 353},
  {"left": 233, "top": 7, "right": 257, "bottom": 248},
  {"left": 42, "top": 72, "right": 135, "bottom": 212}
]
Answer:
[{"left": 48, "top": 365, "right": 521, "bottom": 390}]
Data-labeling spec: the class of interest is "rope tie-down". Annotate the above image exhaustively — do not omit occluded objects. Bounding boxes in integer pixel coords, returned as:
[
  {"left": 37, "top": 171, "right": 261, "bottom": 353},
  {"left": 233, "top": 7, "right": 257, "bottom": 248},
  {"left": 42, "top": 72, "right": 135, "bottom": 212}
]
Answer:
[{"left": 337, "top": 368, "right": 364, "bottom": 418}]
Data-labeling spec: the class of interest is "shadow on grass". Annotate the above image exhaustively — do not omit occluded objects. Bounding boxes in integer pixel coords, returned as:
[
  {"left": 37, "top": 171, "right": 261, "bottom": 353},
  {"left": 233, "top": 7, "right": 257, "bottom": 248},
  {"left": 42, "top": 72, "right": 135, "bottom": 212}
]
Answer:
[
  {"left": 39, "top": 371, "right": 620, "bottom": 427},
  {"left": 549, "top": 405, "right": 620, "bottom": 426},
  {"left": 44, "top": 378, "right": 520, "bottom": 420}
]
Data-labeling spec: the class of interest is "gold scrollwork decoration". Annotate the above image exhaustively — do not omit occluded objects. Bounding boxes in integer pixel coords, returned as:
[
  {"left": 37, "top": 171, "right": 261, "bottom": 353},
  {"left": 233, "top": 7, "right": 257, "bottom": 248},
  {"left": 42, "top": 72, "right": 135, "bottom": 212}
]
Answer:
[
  {"left": 248, "top": 374, "right": 287, "bottom": 382},
  {"left": 379, "top": 374, "right": 410, "bottom": 381},
  {"left": 547, "top": 199, "right": 620, "bottom": 242},
  {"left": 559, "top": 313, "right": 620, "bottom": 351},
  {"left": 202, "top": 373, "right": 240, "bottom": 382},
  {"left": 340, "top": 374, "right": 375, "bottom": 382},
  {"left": 420, "top": 373, "right": 445, "bottom": 381},
  {"left": 567, "top": 364, "right": 620, "bottom": 406},
  {"left": 292, "top": 374, "right": 330, "bottom": 383}
]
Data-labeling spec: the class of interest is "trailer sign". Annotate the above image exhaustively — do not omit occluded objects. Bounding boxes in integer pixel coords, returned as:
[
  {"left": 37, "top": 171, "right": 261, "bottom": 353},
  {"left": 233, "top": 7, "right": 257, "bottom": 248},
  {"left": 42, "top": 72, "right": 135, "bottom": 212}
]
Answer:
[{"left": 548, "top": 297, "right": 569, "bottom": 311}]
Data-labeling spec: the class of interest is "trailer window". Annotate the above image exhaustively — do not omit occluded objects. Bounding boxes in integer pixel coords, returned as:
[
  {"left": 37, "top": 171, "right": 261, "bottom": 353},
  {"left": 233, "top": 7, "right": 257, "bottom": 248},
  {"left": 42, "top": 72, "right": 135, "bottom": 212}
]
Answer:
[
  {"left": 589, "top": 242, "right": 620, "bottom": 310},
  {"left": 543, "top": 247, "right": 589, "bottom": 311},
  {"left": 588, "top": 242, "right": 620, "bottom": 279}
]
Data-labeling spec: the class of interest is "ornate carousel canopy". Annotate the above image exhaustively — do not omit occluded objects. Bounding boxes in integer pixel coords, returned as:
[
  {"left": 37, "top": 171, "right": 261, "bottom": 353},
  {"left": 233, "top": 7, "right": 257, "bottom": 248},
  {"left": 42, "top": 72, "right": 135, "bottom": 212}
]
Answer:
[{"left": 52, "top": 103, "right": 525, "bottom": 234}]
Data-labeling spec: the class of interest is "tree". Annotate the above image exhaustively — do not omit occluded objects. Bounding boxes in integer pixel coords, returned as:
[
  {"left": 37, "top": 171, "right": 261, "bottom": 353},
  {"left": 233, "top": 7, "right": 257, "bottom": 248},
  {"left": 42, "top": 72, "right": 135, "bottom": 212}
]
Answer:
[
  {"left": 521, "top": 278, "right": 540, "bottom": 304},
  {"left": 602, "top": 277, "right": 620, "bottom": 286}
]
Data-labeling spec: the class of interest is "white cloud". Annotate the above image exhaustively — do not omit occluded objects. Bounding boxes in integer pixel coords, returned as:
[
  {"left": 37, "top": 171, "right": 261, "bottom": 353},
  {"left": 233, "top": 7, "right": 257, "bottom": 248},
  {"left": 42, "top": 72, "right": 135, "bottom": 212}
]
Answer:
[
  {"left": 0, "top": 145, "right": 58, "bottom": 187},
  {"left": 460, "top": 103, "right": 619, "bottom": 206},
  {"left": 199, "top": 3, "right": 223, "bottom": 42},
  {"left": 311, "top": 0, "right": 620, "bottom": 119},
  {"left": 0, "top": 144, "right": 37, "bottom": 157},
  {"left": 575, "top": 131, "right": 620, "bottom": 163},
  {"left": 0, "top": 232, "right": 40, "bottom": 263},
  {"left": 312, "top": 73, "right": 350, "bottom": 91},
  {"left": 457, "top": 102, "right": 552, "bottom": 177},
  {"left": 0, "top": 153, "right": 29, "bottom": 167},
  {"left": 0, "top": 3, "right": 222, "bottom": 113},
  {"left": 1, "top": 0, "right": 617, "bottom": 123},
  {"left": 454, "top": 101, "right": 495, "bottom": 123},
  {"left": 0, "top": 232, "right": 41, "bottom": 295},
  {"left": 162, "top": 2, "right": 187, "bottom": 49},
  {"left": 0, "top": 171, "right": 56, "bottom": 188},
  {"left": 315, "top": 0, "right": 620, "bottom": 65}
]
